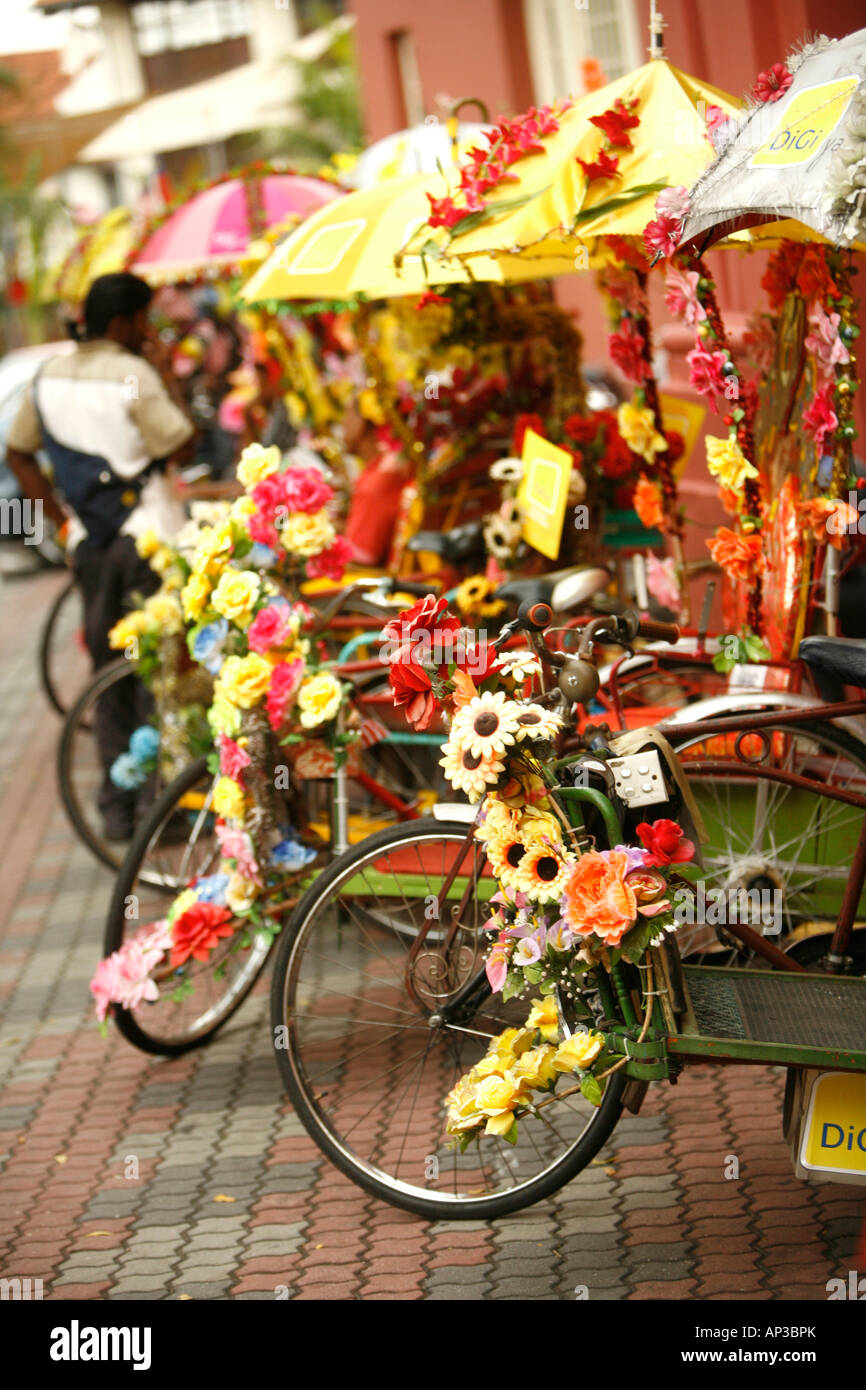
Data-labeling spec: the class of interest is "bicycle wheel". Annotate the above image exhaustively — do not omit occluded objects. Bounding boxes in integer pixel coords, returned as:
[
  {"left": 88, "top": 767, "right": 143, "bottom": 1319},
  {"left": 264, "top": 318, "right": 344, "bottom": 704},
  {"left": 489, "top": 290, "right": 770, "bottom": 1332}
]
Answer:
[
  {"left": 39, "top": 575, "right": 90, "bottom": 716},
  {"left": 669, "top": 720, "right": 866, "bottom": 962},
  {"left": 104, "top": 757, "right": 273, "bottom": 1055},
  {"left": 57, "top": 659, "right": 143, "bottom": 872},
  {"left": 270, "top": 819, "right": 626, "bottom": 1220}
]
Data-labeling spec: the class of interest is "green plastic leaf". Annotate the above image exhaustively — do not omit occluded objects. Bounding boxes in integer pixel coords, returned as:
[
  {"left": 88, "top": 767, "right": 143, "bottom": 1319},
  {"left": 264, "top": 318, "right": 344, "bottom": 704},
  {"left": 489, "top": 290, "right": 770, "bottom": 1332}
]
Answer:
[
  {"left": 501, "top": 970, "right": 524, "bottom": 1003},
  {"left": 743, "top": 633, "right": 772, "bottom": 663},
  {"left": 502, "top": 1117, "right": 519, "bottom": 1144},
  {"left": 580, "top": 1074, "right": 603, "bottom": 1107}
]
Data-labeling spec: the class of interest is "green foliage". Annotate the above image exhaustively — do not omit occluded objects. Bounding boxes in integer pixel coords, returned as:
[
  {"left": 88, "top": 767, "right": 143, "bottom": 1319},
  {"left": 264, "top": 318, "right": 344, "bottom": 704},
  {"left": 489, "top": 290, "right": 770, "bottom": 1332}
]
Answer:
[
  {"left": 580, "top": 1074, "right": 603, "bottom": 1107},
  {"left": 712, "top": 629, "right": 772, "bottom": 674}
]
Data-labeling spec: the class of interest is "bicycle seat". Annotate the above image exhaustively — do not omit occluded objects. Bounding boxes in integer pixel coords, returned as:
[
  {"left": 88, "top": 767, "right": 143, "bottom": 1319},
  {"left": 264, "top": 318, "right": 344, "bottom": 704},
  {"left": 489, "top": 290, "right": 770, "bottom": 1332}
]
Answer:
[
  {"left": 407, "top": 522, "right": 485, "bottom": 563},
  {"left": 798, "top": 635, "right": 866, "bottom": 687},
  {"left": 495, "top": 566, "right": 609, "bottom": 613}
]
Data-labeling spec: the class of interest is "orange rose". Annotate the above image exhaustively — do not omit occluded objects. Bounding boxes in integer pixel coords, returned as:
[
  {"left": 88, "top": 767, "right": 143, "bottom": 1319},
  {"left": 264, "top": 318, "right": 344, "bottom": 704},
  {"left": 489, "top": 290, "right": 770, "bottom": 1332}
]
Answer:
[
  {"left": 634, "top": 474, "right": 665, "bottom": 531},
  {"left": 562, "top": 849, "right": 638, "bottom": 947},
  {"left": 706, "top": 527, "right": 763, "bottom": 584}
]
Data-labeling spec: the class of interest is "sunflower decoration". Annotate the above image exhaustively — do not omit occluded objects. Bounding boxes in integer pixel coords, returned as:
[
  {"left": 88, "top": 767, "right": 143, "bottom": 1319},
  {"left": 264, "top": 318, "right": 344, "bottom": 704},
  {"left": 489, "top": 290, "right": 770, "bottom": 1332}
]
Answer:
[
  {"left": 454, "top": 574, "right": 507, "bottom": 622},
  {"left": 512, "top": 704, "right": 563, "bottom": 744},
  {"left": 483, "top": 499, "right": 524, "bottom": 567},
  {"left": 514, "top": 838, "right": 574, "bottom": 904},
  {"left": 449, "top": 691, "right": 521, "bottom": 759}
]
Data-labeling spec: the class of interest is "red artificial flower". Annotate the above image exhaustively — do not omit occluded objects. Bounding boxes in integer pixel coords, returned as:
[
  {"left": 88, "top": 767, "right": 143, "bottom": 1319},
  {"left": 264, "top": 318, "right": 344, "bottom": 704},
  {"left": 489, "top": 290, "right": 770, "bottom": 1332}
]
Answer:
[
  {"left": 686, "top": 344, "right": 729, "bottom": 407},
  {"left": 577, "top": 149, "right": 620, "bottom": 182},
  {"left": 305, "top": 534, "right": 353, "bottom": 582},
  {"left": 599, "top": 426, "right": 636, "bottom": 480},
  {"left": 171, "top": 902, "right": 236, "bottom": 969},
  {"left": 752, "top": 62, "right": 793, "bottom": 104},
  {"left": 704, "top": 105, "right": 732, "bottom": 149},
  {"left": 663, "top": 430, "right": 685, "bottom": 465},
  {"left": 563, "top": 412, "right": 603, "bottom": 446},
  {"left": 608, "top": 322, "right": 649, "bottom": 384},
  {"left": 513, "top": 412, "right": 545, "bottom": 454},
  {"left": 636, "top": 818, "right": 696, "bottom": 867},
  {"left": 426, "top": 194, "right": 464, "bottom": 230},
  {"left": 803, "top": 388, "right": 838, "bottom": 451},
  {"left": 643, "top": 213, "right": 681, "bottom": 260},
  {"left": 797, "top": 247, "right": 838, "bottom": 308},
  {"left": 589, "top": 98, "right": 639, "bottom": 149},
  {"left": 388, "top": 661, "right": 439, "bottom": 731},
  {"left": 606, "top": 235, "right": 650, "bottom": 274}
]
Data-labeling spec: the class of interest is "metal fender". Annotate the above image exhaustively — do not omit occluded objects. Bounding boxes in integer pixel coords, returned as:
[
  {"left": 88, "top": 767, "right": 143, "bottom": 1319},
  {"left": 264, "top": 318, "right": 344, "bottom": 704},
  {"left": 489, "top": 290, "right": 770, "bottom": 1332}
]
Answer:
[
  {"left": 596, "top": 637, "right": 721, "bottom": 686},
  {"left": 660, "top": 691, "right": 866, "bottom": 746},
  {"left": 432, "top": 803, "right": 476, "bottom": 823}
]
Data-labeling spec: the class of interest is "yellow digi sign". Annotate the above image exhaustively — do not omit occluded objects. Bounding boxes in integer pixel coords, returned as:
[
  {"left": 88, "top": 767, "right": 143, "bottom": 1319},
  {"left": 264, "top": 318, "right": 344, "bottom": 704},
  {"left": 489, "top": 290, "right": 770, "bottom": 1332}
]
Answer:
[
  {"left": 800, "top": 1070, "right": 866, "bottom": 1177},
  {"left": 518, "top": 428, "right": 573, "bottom": 561},
  {"left": 751, "top": 77, "right": 858, "bottom": 168},
  {"left": 658, "top": 393, "right": 706, "bottom": 478}
]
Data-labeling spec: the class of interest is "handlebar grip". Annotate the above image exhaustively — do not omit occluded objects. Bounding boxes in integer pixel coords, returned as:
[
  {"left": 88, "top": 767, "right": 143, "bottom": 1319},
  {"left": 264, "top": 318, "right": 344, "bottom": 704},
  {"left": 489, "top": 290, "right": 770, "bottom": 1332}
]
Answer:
[
  {"left": 638, "top": 618, "right": 680, "bottom": 644},
  {"left": 518, "top": 599, "right": 552, "bottom": 631}
]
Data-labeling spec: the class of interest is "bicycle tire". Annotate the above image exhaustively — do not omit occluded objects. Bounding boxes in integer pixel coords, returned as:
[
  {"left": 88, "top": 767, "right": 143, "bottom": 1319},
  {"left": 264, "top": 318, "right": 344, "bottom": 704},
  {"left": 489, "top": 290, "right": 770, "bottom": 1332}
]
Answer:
[
  {"left": 270, "top": 818, "right": 626, "bottom": 1220},
  {"left": 39, "top": 575, "right": 85, "bottom": 716},
  {"left": 104, "top": 756, "right": 272, "bottom": 1056},
  {"left": 57, "top": 657, "right": 138, "bottom": 873}
]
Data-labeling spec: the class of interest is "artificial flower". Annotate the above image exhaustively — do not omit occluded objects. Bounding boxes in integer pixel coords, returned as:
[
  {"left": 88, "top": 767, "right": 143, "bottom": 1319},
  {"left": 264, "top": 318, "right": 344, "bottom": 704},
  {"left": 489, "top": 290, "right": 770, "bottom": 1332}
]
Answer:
[
  {"left": 577, "top": 149, "right": 620, "bottom": 181},
  {"left": 135, "top": 529, "right": 161, "bottom": 560},
  {"left": 181, "top": 572, "right": 211, "bottom": 623},
  {"left": 170, "top": 901, "right": 236, "bottom": 969},
  {"left": 512, "top": 412, "right": 545, "bottom": 454},
  {"left": 192, "top": 618, "right": 229, "bottom": 677},
  {"left": 552, "top": 1031, "right": 604, "bottom": 1073},
  {"left": 633, "top": 475, "right": 665, "bottom": 530},
  {"left": 192, "top": 521, "right": 234, "bottom": 578},
  {"left": 439, "top": 741, "right": 504, "bottom": 802},
  {"left": 655, "top": 186, "right": 691, "bottom": 221},
  {"left": 511, "top": 704, "right": 562, "bottom": 743},
  {"left": 297, "top": 671, "right": 343, "bottom": 729},
  {"left": 617, "top": 403, "right": 667, "bottom": 464},
  {"left": 805, "top": 304, "right": 851, "bottom": 380},
  {"left": 609, "top": 322, "right": 650, "bottom": 383},
  {"left": 512, "top": 1044, "right": 558, "bottom": 1090},
  {"left": 663, "top": 263, "right": 706, "bottom": 328},
  {"left": 473, "top": 1073, "right": 523, "bottom": 1136},
  {"left": 526, "top": 996, "right": 560, "bottom": 1043},
  {"left": 643, "top": 212, "right": 681, "bottom": 260},
  {"left": 247, "top": 600, "right": 293, "bottom": 654},
  {"left": 108, "top": 610, "right": 150, "bottom": 650},
  {"left": 213, "top": 776, "right": 246, "bottom": 822},
  {"left": 803, "top": 388, "right": 839, "bottom": 451},
  {"left": 799, "top": 496, "right": 859, "bottom": 551},
  {"left": 514, "top": 844, "right": 573, "bottom": 903},
  {"left": 215, "top": 824, "right": 260, "bottom": 883},
  {"left": 210, "top": 569, "right": 261, "bottom": 627},
  {"left": 490, "top": 457, "right": 524, "bottom": 484},
  {"left": 236, "top": 443, "right": 281, "bottom": 490},
  {"left": 280, "top": 510, "right": 336, "bottom": 559},
  {"left": 705, "top": 436, "right": 759, "bottom": 493},
  {"left": 225, "top": 872, "right": 259, "bottom": 914},
  {"left": 704, "top": 104, "right": 733, "bottom": 150},
  {"left": 449, "top": 691, "right": 521, "bottom": 759},
  {"left": 266, "top": 657, "right": 305, "bottom": 731},
  {"left": 282, "top": 467, "right": 334, "bottom": 514},
  {"left": 305, "top": 535, "right": 353, "bottom": 582},
  {"left": 686, "top": 345, "right": 729, "bottom": 406},
  {"left": 561, "top": 849, "right": 637, "bottom": 947},
  {"left": 218, "top": 734, "right": 251, "bottom": 781},
  {"left": 215, "top": 653, "right": 273, "bottom": 709},
  {"left": 646, "top": 554, "right": 681, "bottom": 611},
  {"left": 707, "top": 528, "right": 763, "bottom": 584},
  {"left": 589, "top": 98, "right": 639, "bottom": 149},
  {"left": 207, "top": 697, "right": 241, "bottom": 740},
  {"left": 496, "top": 649, "right": 542, "bottom": 683},
  {"left": 635, "top": 818, "right": 695, "bottom": 866},
  {"left": 270, "top": 835, "right": 317, "bottom": 873},
  {"left": 752, "top": 62, "right": 792, "bottom": 104}
]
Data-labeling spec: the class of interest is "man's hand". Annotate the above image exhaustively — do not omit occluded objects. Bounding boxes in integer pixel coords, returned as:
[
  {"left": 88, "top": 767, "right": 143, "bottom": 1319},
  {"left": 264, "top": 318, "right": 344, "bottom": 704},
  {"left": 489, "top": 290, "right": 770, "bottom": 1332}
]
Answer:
[{"left": 6, "top": 447, "right": 67, "bottom": 529}]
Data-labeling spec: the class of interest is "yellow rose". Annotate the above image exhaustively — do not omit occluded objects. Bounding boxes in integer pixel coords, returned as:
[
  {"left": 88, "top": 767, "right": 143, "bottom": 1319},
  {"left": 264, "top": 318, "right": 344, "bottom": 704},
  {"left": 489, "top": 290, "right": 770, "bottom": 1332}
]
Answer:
[
  {"left": 225, "top": 872, "right": 259, "bottom": 913},
  {"left": 135, "top": 529, "right": 160, "bottom": 559},
  {"left": 280, "top": 510, "right": 335, "bottom": 558},
  {"left": 526, "top": 996, "right": 560, "bottom": 1043},
  {"left": 445, "top": 1075, "right": 483, "bottom": 1134},
  {"left": 144, "top": 590, "right": 184, "bottom": 635},
  {"left": 297, "top": 671, "right": 343, "bottom": 728},
  {"left": 473, "top": 1073, "right": 522, "bottom": 1136},
  {"left": 215, "top": 653, "right": 273, "bottom": 709},
  {"left": 208, "top": 696, "right": 241, "bottom": 739},
  {"left": 181, "top": 572, "right": 212, "bottom": 622},
  {"left": 491, "top": 1027, "right": 535, "bottom": 1061},
  {"left": 617, "top": 402, "right": 667, "bottom": 464},
  {"left": 552, "top": 1030, "right": 605, "bottom": 1074},
  {"left": 213, "top": 776, "right": 246, "bottom": 821},
  {"left": 108, "top": 609, "right": 151, "bottom": 650},
  {"left": 237, "top": 443, "right": 281, "bottom": 491},
  {"left": 192, "top": 521, "right": 234, "bottom": 578},
  {"left": 474, "top": 1053, "right": 507, "bottom": 1079},
  {"left": 512, "top": 1044, "right": 558, "bottom": 1090},
  {"left": 148, "top": 545, "right": 175, "bottom": 578},
  {"left": 705, "top": 435, "right": 759, "bottom": 494},
  {"left": 211, "top": 569, "right": 261, "bottom": 627},
  {"left": 230, "top": 495, "right": 257, "bottom": 526}
]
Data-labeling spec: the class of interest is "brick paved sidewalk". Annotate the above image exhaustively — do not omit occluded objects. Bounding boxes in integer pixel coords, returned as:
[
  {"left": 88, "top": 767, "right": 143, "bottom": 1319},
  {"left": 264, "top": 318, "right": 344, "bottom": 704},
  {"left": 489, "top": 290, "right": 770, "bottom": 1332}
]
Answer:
[{"left": 0, "top": 570, "right": 863, "bottom": 1301}]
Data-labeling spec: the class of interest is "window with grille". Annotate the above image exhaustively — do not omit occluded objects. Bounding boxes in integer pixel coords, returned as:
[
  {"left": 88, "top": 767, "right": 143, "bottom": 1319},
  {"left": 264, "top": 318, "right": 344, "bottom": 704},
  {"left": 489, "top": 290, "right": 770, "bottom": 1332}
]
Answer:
[
  {"left": 522, "top": 0, "right": 642, "bottom": 104},
  {"left": 132, "top": 0, "right": 251, "bottom": 55}
]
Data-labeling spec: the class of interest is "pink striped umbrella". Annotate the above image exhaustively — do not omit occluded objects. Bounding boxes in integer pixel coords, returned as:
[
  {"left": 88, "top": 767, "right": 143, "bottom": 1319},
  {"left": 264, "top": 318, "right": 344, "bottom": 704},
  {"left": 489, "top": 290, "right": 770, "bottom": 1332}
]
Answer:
[{"left": 133, "top": 174, "right": 342, "bottom": 282}]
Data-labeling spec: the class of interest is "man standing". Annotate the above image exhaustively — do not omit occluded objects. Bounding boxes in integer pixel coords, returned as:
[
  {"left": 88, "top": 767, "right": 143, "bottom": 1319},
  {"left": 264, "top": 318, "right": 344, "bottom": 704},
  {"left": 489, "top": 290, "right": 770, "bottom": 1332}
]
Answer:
[{"left": 6, "top": 272, "right": 195, "bottom": 840}]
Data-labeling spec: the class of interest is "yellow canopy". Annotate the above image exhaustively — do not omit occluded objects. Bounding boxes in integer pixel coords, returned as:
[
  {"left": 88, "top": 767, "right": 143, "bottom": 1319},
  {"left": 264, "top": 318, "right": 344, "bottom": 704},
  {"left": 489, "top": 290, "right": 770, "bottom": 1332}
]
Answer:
[
  {"left": 42, "top": 206, "right": 137, "bottom": 304},
  {"left": 239, "top": 173, "right": 575, "bottom": 303},
  {"left": 411, "top": 60, "right": 743, "bottom": 268}
]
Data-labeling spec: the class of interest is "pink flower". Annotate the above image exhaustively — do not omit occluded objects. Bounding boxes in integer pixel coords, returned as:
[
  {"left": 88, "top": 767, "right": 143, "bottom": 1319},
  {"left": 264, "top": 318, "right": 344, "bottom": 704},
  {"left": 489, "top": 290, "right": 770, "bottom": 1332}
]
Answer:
[
  {"left": 215, "top": 823, "right": 261, "bottom": 883},
  {"left": 705, "top": 105, "right": 732, "bottom": 149},
  {"left": 803, "top": 388, "right": 838, "bottom": 451},
  {"left": 282, "top": 468, "right": 334, "bottom": 514},
  {"left": 89, "top": 923, "right": 171, "bottom": 1022},
  {"left": 655, "top": 186, "right": 690, "bottom": 221},
  {"left": 686, "top": 344, "right": 729, "bottom": 408},
  {"left": 219, "top": 734, "right": 251, "bottom": 781},
  {"left": 305, "top": 534, "right": 353, "bottom": 581},
  {"left": 805, "top": 305, "right": 850, "bottom": 381},
  {"left": 643, "top": 212, "right": 681, "bottom": 260},
  {"left": 646, "top": 554, "right": 681, "bottom": 611},
  {"left": 753, "top": 62, "right": 792, "bottom": 104},
  {"left": 248, "top": 602, "right": 293, "bottom": 654},
  {"left": 601, "top": 265, "right": 647, "bottom": 316},
  {"left": 664, "top": 264, "right": 706, "bottom": 328},
  {"left": 266, "top": 657, "right": 304, "bottom": 732},
  {"left": 608, "top": 321, "right": 649, "bottom": 383},
  {"left": 486, "top": 934, "right": 511, "bottom": 993}
]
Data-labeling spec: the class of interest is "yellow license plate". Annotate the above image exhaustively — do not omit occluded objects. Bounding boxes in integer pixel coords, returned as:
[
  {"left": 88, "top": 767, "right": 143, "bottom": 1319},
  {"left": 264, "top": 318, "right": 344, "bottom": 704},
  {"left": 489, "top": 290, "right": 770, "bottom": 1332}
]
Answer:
[{"left": 800, "top": 1071, "right": 866, "bottom": 1176}]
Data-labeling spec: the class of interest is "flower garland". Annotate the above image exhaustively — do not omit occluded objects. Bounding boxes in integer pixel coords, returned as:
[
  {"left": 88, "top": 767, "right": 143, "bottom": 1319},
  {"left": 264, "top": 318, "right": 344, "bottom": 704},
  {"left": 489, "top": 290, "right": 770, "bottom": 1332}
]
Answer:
[
  {"left": 384, "top": 592, "right": 699, "bottom": 1141},
  {"left": 91, "top": 443, "right": 354, "bottom": 1026}
]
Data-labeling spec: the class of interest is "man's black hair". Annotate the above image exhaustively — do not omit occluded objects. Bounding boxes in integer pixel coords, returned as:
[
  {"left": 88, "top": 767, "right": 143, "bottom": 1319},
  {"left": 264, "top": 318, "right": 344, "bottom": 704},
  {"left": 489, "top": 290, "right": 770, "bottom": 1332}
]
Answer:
[{"left": 83, "top": 272, "right": 153, "bottom": 339}]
